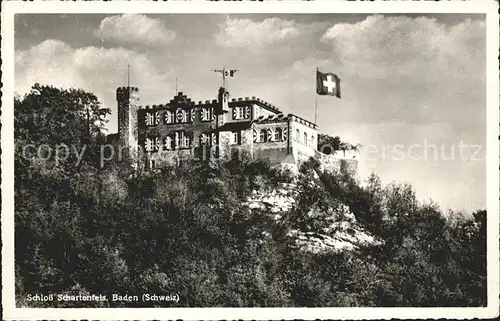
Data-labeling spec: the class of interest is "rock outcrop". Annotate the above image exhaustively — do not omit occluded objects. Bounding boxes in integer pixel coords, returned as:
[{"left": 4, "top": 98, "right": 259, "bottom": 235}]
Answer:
[{"left": 243, "top": 179, "right": 381, "bottom": 254}]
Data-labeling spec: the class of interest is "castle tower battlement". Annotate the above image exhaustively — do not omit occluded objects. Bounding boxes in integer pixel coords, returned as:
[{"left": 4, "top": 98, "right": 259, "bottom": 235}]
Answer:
[{"left": 117, "top": 86, "right": 140, "bottom": 166}]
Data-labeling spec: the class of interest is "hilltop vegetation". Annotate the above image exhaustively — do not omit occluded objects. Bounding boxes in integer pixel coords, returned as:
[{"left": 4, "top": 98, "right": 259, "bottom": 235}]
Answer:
[{"left": 14, "top": 84, "right": 486, "bottom": 307}]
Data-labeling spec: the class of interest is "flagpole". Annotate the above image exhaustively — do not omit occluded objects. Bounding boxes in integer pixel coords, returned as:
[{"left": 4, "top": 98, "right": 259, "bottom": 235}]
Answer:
[
  {"left": 127, "top": 64, "right": 130, "bottom": 87},
  {"left": 315, "top": 67, "right": 318, "bottom": 125}
]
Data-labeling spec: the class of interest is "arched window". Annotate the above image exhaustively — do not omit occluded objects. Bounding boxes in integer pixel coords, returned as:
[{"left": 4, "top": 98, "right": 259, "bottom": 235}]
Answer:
[
  {"left": 304, "top": 132, "right": 308, "bottom": 146},
  {"left": 260, "top": 129, "right": 267, "bottom": 143},
  {"left": 310, "top": 135, "right": 315, "bottom": 148},
  {"left": 296, "top": 129, "right": 300, "bottom": 141},
  {"left": 274, "top": 128, "right": 282, "bottom": 142}
]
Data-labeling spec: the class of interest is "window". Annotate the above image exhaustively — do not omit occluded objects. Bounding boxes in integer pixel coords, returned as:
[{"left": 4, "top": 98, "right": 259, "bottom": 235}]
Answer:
[
  {"left": 238, "top": 107, "right": 245, "bottom": 120},
  {"left": 190, "top": 109, "right": 196, "bottom": 122},
  {"left": 200, "top": 133, "right": 209, "bottom": 145},
  {"left": 174, "top": 132, "right": 181, "bottom": 149},
  {"left": 310, "top": 135, "right": 315, "bottom": 148},
  {"left": 304, "top": 132, "right": 308, "bottom": 146},
  {"left": 164, "top": 111, "right": 174, "bottom": 124},
  {"left": 274, "top": 128, "right": 282, "bottom": 142},
  {"left": 267, "top": 128, "right": 274, "bottom": 142},
  {"left": 200, "top": 108, "right": 210, "bottom": 122},
  {"left": 176, "top": 109, "right": 186, "bottom": 123},
  {"left": 296, "top": 129, "right": 300, "bottom": 141},
  {"left": 145, "top": 112, "right": 156, "bottom": 126},
  {"left": 260, "top": 129, "right": 267, "bottom": 143},
  {"left": 233, "top": 107, "right": 240, "bottom": 120},
  {"left": 183, "top": 134, "right": 191, "bottom": 149},
  {"left": 253, "top": 129, "right": 259, "bottom": 143},
  {"left": 150, "top": 159, "right": 156, "bottom": 169},
  {"left": 172, "top": 131, "right": 190, "bottom": 149},
  {"left": 145, "top": 137, "right": 154, "bottom": 152},
  {"left": 232, "top": 132, "right": 240, "bottom": 145},
  {"left": 164, "top": 136, "right": 172, "bottom": 150},
  {"left": 145, "top": 137, "right": 160, "bottom": 152}
]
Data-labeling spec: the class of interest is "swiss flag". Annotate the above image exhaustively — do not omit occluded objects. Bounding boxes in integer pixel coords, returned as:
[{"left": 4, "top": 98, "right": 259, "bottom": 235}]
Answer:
[{"left": 316, "top": 70, "right": 341, "bottom": 98}]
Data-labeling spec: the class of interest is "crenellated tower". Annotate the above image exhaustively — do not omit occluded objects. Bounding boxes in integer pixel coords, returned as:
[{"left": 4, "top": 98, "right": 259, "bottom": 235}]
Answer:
[{"left": 116, "top": 86, "right": 140, "bottom": 165}]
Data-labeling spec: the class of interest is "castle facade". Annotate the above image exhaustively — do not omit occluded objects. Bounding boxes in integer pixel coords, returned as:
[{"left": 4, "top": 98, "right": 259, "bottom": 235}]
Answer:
[{"left": 107, "top": 86, "right": 358, "bottom": 173}]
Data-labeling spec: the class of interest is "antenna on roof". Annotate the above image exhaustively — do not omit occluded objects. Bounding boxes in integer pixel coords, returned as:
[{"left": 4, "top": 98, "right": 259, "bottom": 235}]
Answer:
[{"left": 212, "top": 66, "right": 238, "bottom": 90}]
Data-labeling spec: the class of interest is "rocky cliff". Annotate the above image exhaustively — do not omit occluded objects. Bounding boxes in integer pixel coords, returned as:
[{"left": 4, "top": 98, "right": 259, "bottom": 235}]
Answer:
[{"left": 243, "top": 177, "right": 381, "bottom": 254}]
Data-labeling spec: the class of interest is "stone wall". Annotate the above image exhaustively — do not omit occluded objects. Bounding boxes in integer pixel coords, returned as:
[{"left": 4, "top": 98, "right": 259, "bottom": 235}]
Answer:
[
  {"left": 252, "top": 121, "right": 289, "bottom": 162},
  {"left": 317, "top": 152, "right": 342, "bottom": 173},
  {"left": 333, "top": 149, "right": 359, "bottom": 160},
  {"left": 288, "top": 116, "right": 318, "bottom": 164},
  {"left": 315, "top": 151, "right": 359, "bottom": 175},
  {"left": 340, "top": 159, "right": 358, "bottom": 174}
]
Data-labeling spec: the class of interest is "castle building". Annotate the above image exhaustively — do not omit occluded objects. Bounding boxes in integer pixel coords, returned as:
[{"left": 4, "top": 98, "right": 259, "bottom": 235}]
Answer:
[{"left": 107, "top": 85, "right": 358, "bottom": 173}]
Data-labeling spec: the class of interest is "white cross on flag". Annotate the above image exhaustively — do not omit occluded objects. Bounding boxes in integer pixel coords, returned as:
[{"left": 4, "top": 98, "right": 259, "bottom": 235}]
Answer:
[{"left": 316, "top": 70, "right": 341, "bottom": 98}]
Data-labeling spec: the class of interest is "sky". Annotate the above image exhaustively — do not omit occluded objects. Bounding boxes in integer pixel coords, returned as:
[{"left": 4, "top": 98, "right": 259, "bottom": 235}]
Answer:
[{"left": 14, "top": 13, "right": 486, "bottom": 213}]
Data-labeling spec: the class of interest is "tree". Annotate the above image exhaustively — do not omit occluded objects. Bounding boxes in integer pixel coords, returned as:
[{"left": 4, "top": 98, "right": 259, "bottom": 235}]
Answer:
[
  {"left": 317, "top": 134, "right": 359, "bottom": 154},
  {"left": 15, "top": 84, "right": 112, "bottom": 302},
  {"left": 15, "top": 83, "right": 110, "bottom": 173}
]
